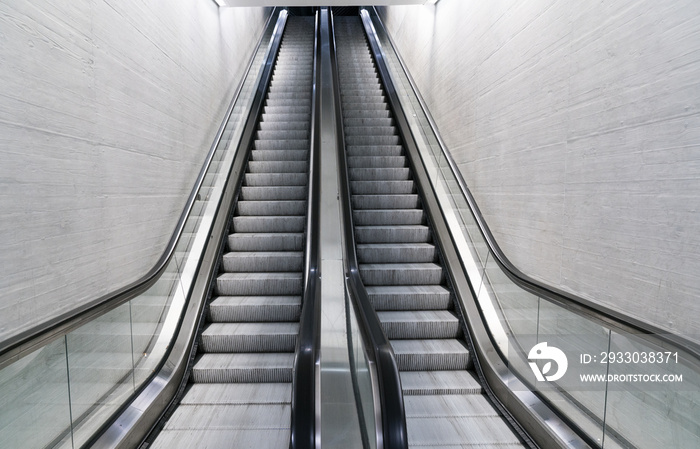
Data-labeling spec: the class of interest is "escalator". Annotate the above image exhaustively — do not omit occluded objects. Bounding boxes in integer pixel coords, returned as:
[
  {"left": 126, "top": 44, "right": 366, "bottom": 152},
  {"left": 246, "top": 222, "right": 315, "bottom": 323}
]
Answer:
[
  {"left": 147, "top": 16, "right": 315, "bottom": 449},
  {"left": 333, "top": 16, "right": 527, "bottom": 448},
  {"left": 2, "top": 7, "right": 699, "bottom": 449}
]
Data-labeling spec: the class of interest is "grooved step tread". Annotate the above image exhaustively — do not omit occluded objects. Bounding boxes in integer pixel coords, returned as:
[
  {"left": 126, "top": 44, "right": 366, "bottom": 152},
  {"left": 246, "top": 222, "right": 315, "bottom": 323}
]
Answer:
[
  {"left": 366, "top": 285, "right": 451, "bottom": 311},
  {"left": 222, "top": 251, "right": 303, "bottom": 272},
  {"left": 216, "top": 272, "right": 303, "bottom": 296},
  {"left": 377, "top": 311, "right": 460, "bottom": 339},
  {"left": 201, "top": 323, "right": 298, "bottom": 353},
  {"left": 228, "top": 233, "right": 304, "bottom": 251},
  {"left": 406, "top": 416, "right": 523, "bottom": 447},
  {"left": 163, "top": 404, "right": 290, "bottom": 430},
  {"left": 400, "top": 370, "right": 482, "bottom": 395},
  {"left": 391, "top": 339, "right": 470, "bottom": 371},
  {"left": 359, "top": 263, "right": 443, "bottom": 285},
  {"left": 181, "top": 383, "right": 292, "bottom": 405},
  {"left": 355, "top": 225, "right": 429, "bottom": 243},
  {"left": 209, "top": 296, "right": 302, "bottom": 323},
  {"left": 357, "top": 242, "right": 436, "bottom": 263},
  {"left": 192, "top": 353, "right": 294, "bottom": 383}
]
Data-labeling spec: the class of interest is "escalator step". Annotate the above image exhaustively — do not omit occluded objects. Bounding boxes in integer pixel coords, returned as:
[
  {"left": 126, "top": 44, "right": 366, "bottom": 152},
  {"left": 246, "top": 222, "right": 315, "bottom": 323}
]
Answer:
[
  {"left": 233, "top": 216, "right": 305, "bottom": 233},
  {"left": 222, "top": 251, "right": 303, "bottom": 272},
  {"left": 352, "top": 209, "right": 423, "bottom": 226},
  {"left": 359, "top": 263, "right": 443, "bottom": 285},
  {"left": 247, "top": 161, "right": 308, "bottom": 173},
  {"left": 346, "top": 135, "right": 400, "bottom": 146},
  {"left": 349, "top": 167, "right": 410, "bottom": 181},
  {"left": 201, "top": 323, "right": 299, "bottom": 353},
  {"left": 216, "top": 272, "right": 303, "bottom": 296},
  {"left": 209, "top": 296, "right": 302, "bottom": 323},
  {"left": 240, "top": 186, "right": 307, "bottom": 201},
  {"left": 347, "top": 155, "right": 406, "bottom": 168},
  {"left": 350, "top": 180, "right": 415, "bottom": 195},
  {"left": 391, "top": 339, "right": 470, "bottom": 371},
  {"left": 351, "top": 194, "right": 419, "bottom": 209},
  {"left": 346, "top": 144, "right": 402, "bottom": 156},
  {"left": 244, "top": 172, "right": 308, "bottom": 186},
  {"left": 401, "top": 371, "right": 483, "bottom": 396},
  {"left": 236, "top": 200, "right": 306, "bottom": 216},
  {"left": 181, "top": 383, "right": 292, "bottom": 405},
  {"left": 228, "top": 233, "right": 304, "bottom": 251},
  {"left": 355, "top": 225, "right": 430, "bottom": 243},
  {"left": 192, "top": 353, "right": 294, "bottom": 383},
  {"left": 366, "top": 285, "right": 451, "bottom": 311},
  {"left": 378, "top": 311, "right": 460, "bottom": 339},
  {"left": 250, "top": 149, "right": 309, "bottom": 162},
  {"left": 357, "top": 243, "right": 436, "bottom": 263}
]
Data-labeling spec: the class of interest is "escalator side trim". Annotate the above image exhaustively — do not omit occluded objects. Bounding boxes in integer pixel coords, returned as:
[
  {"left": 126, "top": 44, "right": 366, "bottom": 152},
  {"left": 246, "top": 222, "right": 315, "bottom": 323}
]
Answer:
[
  {"left": 330, "top": 10, "right": 409, "bottom": 449},
  {"left": 291, "top": 9, "right": 322, "bottom": 449}
]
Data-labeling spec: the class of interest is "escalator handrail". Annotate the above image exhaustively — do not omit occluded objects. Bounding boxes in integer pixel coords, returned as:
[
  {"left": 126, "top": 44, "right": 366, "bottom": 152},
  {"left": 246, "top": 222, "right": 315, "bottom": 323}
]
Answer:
[
  {"left": 363, "top": 7, "right": 700, "bottom": 362},
  {"left": 328, "top": 11, "right": 408, "bottom": 449},
  {"left": 0, "top": 10, "right": 279, "bottom": 366},
  {"left": 291, "top": 10, "right": 322, "bottom": 449}
]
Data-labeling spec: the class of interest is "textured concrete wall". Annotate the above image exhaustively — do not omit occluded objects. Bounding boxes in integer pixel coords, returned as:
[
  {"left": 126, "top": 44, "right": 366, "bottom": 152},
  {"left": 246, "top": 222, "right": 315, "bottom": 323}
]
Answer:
[
  {"left": 0, "top": 1, "right": 269, "bottom": 342},
  {"left": 379, "top": 0, "right": 700, "bottom": 340}
]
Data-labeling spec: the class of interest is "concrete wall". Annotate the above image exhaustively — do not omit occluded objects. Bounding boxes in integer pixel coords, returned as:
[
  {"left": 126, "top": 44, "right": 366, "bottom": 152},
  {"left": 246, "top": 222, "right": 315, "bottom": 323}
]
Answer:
[
  {"left": 0, "top": 1, "right": 269, "bottom": 342},
  {"left": 378, "top": 0, "right": 700, "bottom": 341}
]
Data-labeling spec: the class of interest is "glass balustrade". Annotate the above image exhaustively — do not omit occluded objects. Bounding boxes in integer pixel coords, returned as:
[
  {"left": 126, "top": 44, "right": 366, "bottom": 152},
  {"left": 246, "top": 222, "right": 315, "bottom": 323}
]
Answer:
[
  {"left": 363, "top": 8, "right": 700, "bottom": 448},
  {"left": 347, "top": 289, "right": 379, "bottom": 449}
]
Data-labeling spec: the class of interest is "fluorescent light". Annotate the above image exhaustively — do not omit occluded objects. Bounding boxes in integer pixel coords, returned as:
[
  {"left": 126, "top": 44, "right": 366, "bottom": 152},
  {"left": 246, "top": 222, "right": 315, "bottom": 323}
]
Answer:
[
  {"left": 425, "top": 0, "right": 440, "bottom": 4},
  {"left": 213, "top": 0, "right": 225, "bottom": 6}
]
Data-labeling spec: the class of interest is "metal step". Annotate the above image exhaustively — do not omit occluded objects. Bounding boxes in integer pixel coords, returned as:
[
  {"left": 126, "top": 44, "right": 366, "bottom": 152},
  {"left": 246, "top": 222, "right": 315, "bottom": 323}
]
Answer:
[
  {"left": 222, "top": 251, "right": 303, "bottom": 272},
  {"left": 240, "top": 186, "right": 307, "bottom": 201},
  {"left": 366, "top": 285, "right": 451, "bottom": 311},
  {"left": 354, "top": 225, "right": 429, "bottom": 243},
  {"left": 378, "top": 311, "right": 460, "bottom": 339},
  {"left": 236, "top": 199, "right": 306, "bottom": 216},
  {"left": 352, "top": 209, "right": 424, "bottom": 226},
  {"left": 357, "top": 243, "right": 436, "bottom": 263},
  {"left": 391, "top": 339, "right": 470, "bottom": 371},
  {"left": 228, "top": 233, "right": 304, "bottom": 251},
  {"left": 350, "top": 180, "right": 415, "bottom": 195},
  {"left": 351, "top": 194, "right": 420, "bottom": 209},
  {"left": 232, "top": 215, "right": 305, "bottom": 233},
  {"left": 208, "top": 296, "right": 302, "bottom": 323},
  {"left": 201, "top": 323, "right": 299, "bottom": 353},
  {"left": 359, "top": 263, "right": 443, "bottom": 285},
  {"left": 401, "top": 371, "right": 482, "bottom": 396},
  {"left": 216, "top": 272, "right": 303, "bottom": 296},
  {"left": 347, "top": 155, "right": 406, "bottom": 168},
  {"left": 192, "top": 353, "right": 294, "bottom": 383}
]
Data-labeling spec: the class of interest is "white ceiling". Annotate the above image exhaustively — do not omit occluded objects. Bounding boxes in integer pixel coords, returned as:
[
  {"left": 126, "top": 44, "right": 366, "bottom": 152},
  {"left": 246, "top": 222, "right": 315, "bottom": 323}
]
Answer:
[{"left": 219, "top": 1, "right": 426, "bottom": 6}]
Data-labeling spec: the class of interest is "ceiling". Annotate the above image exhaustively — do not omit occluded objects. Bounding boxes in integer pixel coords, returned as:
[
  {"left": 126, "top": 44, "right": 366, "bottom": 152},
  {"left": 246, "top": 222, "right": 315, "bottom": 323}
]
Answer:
[{"left": 218, "top": 1, "right": 426, "bottom": 6}]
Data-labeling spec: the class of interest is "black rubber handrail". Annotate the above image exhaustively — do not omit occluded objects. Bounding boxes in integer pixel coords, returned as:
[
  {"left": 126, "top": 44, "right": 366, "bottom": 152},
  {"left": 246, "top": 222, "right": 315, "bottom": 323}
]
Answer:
[
  {"left": 363, "top": 7, "right": 700, "bottom": 363},
  {"left": 291, "top": 9, "right": 322, "bottom": 449},
  {"left": 0, "top": 10, "right": 280, "bottom": 367},
  {"left": 328, "top": 10, "right": 408, "bottom": 449}
]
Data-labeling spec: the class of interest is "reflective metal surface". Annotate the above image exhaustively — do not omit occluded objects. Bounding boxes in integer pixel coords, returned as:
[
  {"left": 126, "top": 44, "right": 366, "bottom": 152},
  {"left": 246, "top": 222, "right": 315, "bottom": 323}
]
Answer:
[{"left": 317, "top": 8, "right": 364, "bottom": 449}]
